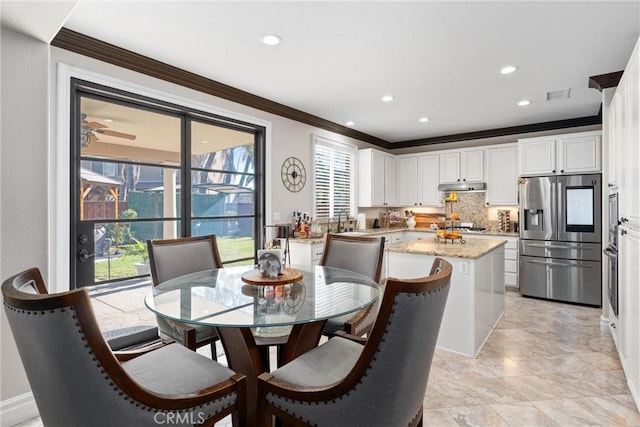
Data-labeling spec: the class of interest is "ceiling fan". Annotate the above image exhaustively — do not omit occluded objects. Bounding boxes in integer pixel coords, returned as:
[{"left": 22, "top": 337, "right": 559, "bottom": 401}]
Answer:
[{"left": 80, "top": 114, "right": 136, "bottom": 147}]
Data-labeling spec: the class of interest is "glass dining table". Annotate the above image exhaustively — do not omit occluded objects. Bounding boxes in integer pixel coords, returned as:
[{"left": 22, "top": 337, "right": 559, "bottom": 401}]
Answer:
[{"left": 145, "top": 264, "right": 379, "bottom": 425}]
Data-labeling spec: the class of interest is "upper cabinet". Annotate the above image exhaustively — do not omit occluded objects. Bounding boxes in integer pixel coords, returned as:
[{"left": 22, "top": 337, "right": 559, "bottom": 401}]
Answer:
[
  {"left": 518, "top": 131, "right": 601, "bottom": 176},
  {"left": 398, "top": 154, "right": 441, "bottom": 206},
  {"left": 358, "top": 148, "right": 397, "bottom": 207},
  {"left": 485, "top": 144, "right": 518, "bottom": 206},
  {"left": 439, "top": 149, "right": 484, "bottom": 183}
]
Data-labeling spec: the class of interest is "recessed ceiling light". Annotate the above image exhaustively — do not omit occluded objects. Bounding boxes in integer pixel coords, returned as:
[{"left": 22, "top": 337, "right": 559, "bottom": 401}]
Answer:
[
  {"left": 382, "top": 95, "right": 395, "bottom": 102},
  {"left": 103, "top": 118, "right": 113, "bottom": 123},
  {"left": 261, "top": 34, "right": 282, "bottom": 46},
  {"left": 518, "top": 100, "right": 531, "bottom": 106},
  {"left": 500, "top": 65, "right": 519, "bottom": 74},
  {"left": 419, "top": 117, "right": 430, "bottom": 123},
  {"left": 201, "top": 140, "right": 209, "bottom": 144},
  {"left": 346, "top": 121, "right": 355, "bottom": 126}
]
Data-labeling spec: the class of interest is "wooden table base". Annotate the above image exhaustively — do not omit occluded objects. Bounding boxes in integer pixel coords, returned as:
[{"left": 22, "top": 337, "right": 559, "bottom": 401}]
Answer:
[{"left": 217, "top": 320, "right": 327, "bottom": 427}]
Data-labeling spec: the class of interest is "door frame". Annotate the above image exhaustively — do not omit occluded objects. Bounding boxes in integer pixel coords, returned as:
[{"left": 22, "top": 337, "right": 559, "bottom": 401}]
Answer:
[{"left": 54, "top": 63, "right": 273, "bottom": 292}]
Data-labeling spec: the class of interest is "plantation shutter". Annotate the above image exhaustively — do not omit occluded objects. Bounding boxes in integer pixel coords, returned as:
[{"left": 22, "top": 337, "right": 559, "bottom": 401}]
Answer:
[{"left": 314, "top": 136, "right": 356, "bottom": 219}]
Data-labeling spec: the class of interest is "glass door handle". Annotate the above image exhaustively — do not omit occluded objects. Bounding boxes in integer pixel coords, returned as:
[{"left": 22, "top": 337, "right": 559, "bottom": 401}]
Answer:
[{"left": 78, "top": 249, "right": 98, "bottom": 263}]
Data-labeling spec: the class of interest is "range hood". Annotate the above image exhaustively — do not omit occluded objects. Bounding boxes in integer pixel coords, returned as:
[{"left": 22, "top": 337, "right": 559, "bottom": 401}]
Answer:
[{"left": 438, "top": 182, "right": 486, "bottom": 192}]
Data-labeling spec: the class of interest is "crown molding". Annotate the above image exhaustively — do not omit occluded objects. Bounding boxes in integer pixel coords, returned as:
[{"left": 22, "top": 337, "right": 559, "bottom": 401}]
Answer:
[
  {"left": 52, "top": 28, "right": 390, "bottom": 149},
  {"left": 52, "top": 27, "right": 601, "bottom": 150},
  {"left": 589, "top": 71, "right": 624, "bottom": 91}
]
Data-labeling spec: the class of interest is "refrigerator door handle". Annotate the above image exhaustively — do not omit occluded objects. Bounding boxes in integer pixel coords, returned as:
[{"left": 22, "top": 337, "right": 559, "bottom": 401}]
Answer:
[
  {"left": 524, "top": 258, "right": 594, "bottom": 268},
  {"left": 524, "top": 242, "right": 594, "bottom": 250}
]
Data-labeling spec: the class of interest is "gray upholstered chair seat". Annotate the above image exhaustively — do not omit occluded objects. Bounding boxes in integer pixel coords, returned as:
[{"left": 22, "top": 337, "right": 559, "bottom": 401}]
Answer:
[
  {"left": 2, "top": 267, "right": 246, "bottom": 427},
  {"left": 258, "top": 258, "right": 453, "bottom": 427},
  {"left": 269, "top": 337, "right": 363, "bottom": 388},
  {"left": 122, "top": 343, "right": 235, "bottom": 395}
]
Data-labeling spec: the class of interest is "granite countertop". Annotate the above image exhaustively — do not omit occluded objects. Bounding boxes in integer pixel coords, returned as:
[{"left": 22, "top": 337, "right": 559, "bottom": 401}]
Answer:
[
  {"left": 385, "top": 238, "right": 507, "bottom": 259},
  {"left": 288, "top": 227, "right": 518, "bottom": 244}
]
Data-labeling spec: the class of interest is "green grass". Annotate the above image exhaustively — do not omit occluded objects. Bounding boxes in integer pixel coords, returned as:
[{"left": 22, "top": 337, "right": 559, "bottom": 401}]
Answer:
[
  {"left": 95, "top": 254, "right": 142, "bottom": 281},
  {"left": 94, "top": 236, "right": 255, "bottom": 282}
]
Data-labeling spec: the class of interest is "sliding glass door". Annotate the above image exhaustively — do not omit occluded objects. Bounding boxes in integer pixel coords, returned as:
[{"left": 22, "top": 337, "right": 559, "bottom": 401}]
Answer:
[{"left": 71, "top": 80, "right": 264, "bottom": 288}]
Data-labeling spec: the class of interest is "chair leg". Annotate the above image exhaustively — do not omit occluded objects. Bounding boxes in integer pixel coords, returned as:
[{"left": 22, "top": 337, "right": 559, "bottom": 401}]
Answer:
[{"left": 210, "top": 340, "right": 218, "bottom": 361}]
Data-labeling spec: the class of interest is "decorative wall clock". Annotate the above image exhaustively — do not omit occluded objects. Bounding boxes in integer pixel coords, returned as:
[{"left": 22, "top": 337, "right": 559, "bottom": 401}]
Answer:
[{"left": 281, "top": 157, "right": 306, "bottom": 192}]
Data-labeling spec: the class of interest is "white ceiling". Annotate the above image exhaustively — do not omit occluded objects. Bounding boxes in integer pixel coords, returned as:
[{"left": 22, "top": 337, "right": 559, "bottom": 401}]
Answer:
[{"left": 2, "top": 1, "right": 639, "bottom": 144}]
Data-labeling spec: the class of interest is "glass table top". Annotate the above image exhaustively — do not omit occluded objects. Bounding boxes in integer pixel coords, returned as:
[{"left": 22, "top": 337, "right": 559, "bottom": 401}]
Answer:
[{"left": 144, "top": 265, "right": 380, "bottom": 329}]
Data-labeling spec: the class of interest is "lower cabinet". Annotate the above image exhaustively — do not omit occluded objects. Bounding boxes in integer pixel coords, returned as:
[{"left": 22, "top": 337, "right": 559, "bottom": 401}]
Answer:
[
  {"left": 458, "top": 234, "right": 519, "bottom": 290},
  {"left": 504, "top": 237, "right": 519, "bottom": 289},
  {"left": 288, "top": 241, "right": 324, "bottom": 266}
]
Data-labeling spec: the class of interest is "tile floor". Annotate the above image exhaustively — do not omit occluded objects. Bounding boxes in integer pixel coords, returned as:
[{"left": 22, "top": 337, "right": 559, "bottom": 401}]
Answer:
[{"left": 14, "top": 289, "right": 640, "bottom": 426}]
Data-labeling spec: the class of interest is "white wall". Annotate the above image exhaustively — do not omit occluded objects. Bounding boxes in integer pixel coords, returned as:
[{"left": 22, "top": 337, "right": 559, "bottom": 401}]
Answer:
[{"left": 1, "top": 29, "right": 50, "bottom": 422}]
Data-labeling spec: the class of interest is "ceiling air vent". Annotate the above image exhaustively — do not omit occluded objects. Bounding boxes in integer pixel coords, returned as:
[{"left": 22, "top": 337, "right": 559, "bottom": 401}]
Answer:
[{"left": 546, "top": 88, "right": 571, "bottom": 101}]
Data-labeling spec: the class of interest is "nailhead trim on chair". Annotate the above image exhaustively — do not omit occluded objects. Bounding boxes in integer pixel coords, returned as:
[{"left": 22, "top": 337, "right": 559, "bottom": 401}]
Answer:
[
  {"left": 267, "top": 287, "right": 444, "bottom": 426},
  {"left": 6, "top": 304, "right": 236, "bottom": 417}
]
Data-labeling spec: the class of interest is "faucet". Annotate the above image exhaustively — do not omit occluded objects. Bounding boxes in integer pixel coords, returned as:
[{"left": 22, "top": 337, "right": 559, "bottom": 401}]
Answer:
[{"left": 336, "top": 210, "right": 349, "bottom": 233}]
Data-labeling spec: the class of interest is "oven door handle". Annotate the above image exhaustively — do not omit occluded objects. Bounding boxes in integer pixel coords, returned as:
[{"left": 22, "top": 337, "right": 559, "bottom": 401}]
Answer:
[{"left": 603, "top": 247, "right": 618, "bottom": 259}]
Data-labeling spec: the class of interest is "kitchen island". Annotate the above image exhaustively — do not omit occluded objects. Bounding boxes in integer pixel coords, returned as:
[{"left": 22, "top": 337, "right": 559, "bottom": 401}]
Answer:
[{"left": 386, "top": 238, "right": 506, "bottom": 357}]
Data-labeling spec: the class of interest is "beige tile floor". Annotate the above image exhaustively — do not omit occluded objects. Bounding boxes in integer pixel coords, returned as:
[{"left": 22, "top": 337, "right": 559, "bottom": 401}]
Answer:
[{"left": 15, "top": 289, "right": 640, "bottom": 426}]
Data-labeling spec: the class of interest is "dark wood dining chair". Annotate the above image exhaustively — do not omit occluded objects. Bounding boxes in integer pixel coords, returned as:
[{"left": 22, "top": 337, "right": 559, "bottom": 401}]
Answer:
[
  {"left": 319, "top": 233, "right": 385, "bottom": 337},
  {"left": 257, "top": 257, "right": 452, "bottom": 427},
  {"left": 2, "top": 267, "right": 246, "bottom": 426},
  {"left": 147, "top": 234, "right": 224, "bottom": 358}
]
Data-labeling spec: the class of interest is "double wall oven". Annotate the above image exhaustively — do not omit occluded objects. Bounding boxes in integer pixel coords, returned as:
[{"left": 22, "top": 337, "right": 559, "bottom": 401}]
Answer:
[
  {"left": 604, "top": 193, "right": 619, "bottom": 315},
  {"left": 519, "top": 174, "right": 602, "bottom": 306}
]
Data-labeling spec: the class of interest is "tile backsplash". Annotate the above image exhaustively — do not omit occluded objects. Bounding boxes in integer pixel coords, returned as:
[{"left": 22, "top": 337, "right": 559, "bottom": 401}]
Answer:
[{"left": 359, "top": 192, "right": 518, "bottom": 232}]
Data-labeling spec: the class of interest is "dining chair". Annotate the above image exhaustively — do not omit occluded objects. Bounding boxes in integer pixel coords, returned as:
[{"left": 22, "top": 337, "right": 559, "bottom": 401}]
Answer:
[
  {"left": 147, "top": 234, "right": 223, "bottom": 358},
  {"left": 319, "top": 233, "right": 385, "bottom": 337},
  {"left": 2, "top": 267, "right": 246, "bottom": 427},
  {"left": 257, "top": 257, "right": 452, "bottom": 427}
]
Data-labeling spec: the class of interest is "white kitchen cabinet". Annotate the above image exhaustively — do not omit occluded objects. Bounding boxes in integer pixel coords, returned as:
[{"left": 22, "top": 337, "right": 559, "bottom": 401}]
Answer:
[
  {"left": 503, "top": 237, "right": 519, "bottom": 289},
  {"left": 518, "top": 131, "right": 601, "bottom": 176},
  {"left": 605, "top": 37, "right": 640, "bottom": 411},
  {"left": 358, "top": 148, "right": 397, "bottom": 207},
  {"left": 398, "top": 155, "right": 418, "bottom": 206},
  {"left": 485, "top": 144, "right": 518, "bottom": 206},
  {"left": 379, "top": 231, "right": 403, "bottom": 245},
  {"left": 440, "top": 149, "right": 484, "bottom": 183},
  {"left": 398, "top": 154, "right": 441, "bottom": 206},
  {"left": 618, "top": 225, "right": 640, "bottom": 403},
  {"left": 288, "top": 241, "right": 324, "bottom": 266},
  {"left": 608, "top": 87, "right": 625, "bottom": 190}
]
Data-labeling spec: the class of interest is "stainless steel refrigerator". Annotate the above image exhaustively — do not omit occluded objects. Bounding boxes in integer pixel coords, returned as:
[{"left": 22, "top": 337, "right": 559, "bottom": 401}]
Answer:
[{"left": 519, "top": 174, "right": 602, "bottom": 306}]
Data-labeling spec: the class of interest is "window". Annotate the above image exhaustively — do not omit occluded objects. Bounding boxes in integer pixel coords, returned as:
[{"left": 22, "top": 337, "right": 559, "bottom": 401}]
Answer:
[
  {"left": 313, "top": 135, "right": 356, "bottom": 219},
  {"left": 71, "top": 81, "right": 264, "bottom": 287}
]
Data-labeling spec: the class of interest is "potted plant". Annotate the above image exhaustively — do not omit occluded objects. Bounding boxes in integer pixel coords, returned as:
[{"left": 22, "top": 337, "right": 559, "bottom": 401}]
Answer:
[{"left": 123, "top": 238, "right": 150, "bottom": 275}]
